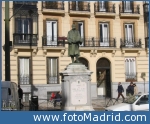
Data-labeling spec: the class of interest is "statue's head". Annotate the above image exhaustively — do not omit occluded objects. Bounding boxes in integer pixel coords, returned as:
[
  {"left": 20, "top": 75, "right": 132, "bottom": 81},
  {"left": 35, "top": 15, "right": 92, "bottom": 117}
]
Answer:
[{"left": 72, "top": 24, "right": 76, "bottom": 30}]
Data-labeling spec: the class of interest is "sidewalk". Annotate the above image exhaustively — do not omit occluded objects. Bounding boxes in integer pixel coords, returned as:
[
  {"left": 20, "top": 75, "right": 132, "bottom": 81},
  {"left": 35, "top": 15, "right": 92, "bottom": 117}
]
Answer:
[{"left": 21, "top": 97, "right": 123, "bottom": 111}]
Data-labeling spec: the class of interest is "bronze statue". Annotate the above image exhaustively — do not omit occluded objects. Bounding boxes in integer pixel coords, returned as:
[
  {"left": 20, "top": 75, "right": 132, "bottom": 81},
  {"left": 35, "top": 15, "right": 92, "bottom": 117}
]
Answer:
[{"left": 67, "top": 24, "right": 82, "bottom": 63}]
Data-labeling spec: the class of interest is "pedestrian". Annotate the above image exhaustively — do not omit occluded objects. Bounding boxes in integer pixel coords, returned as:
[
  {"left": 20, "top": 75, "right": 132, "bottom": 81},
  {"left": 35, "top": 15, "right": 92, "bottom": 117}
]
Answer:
[
  {"left": 126, "top": 82, "right": 134, "bottom": 96},
  {"left": 133, "top": 83, "right": 138, "bottom": 95},
  {"left": 18, "top": 85, "right": 24, "bottom": 110},
  {"left": 116, "top": 82, "right": 125, "bottom": 101},
  {"left": 54, "top": 91, "right": 62, "bottom": 107}
]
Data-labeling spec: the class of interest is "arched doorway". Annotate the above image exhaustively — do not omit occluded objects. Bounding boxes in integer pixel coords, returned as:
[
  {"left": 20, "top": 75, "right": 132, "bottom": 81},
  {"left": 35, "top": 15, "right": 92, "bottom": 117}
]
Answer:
[
  {"left": 79, "top": 57, "right": 89, "bottom": 69},
  {"left": 96, "top": 58, "right": 111, "bottom": 97}
]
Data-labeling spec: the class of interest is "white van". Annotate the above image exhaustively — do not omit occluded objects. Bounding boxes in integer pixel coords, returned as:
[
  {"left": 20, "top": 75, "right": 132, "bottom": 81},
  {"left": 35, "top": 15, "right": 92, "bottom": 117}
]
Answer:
[{"left": 1, "top": 81, "right": 19, "bottom": 111}]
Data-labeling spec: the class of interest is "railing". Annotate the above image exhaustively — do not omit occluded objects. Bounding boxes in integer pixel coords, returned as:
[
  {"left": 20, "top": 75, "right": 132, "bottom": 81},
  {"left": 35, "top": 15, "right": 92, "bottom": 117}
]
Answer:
[
  {"left": 69, "top": 2, "right": 90, "bottom": 11},
  {"left": 94, "top": 2, "right": 115, "bottom": 13},
  {"left": 119, "top": 4, "right": 140, "bottom": 14},
  {"left": 13, "top": 34, "right": 38, "bottom": 46},
  {"left": 42, "top": 1, "right": 64, "bottom": 10},
  {"left": 80, "top": 37, "right": 116, "bottom": 47},
  {"left": 120, "top": 38, "right": 141, "bottom": 48},
  {"left": 145, "top": 37, "right": 149, "bottom": 48},
  {"left": 42, "top": 36, "right": 66, "bottom": 47},
  {"left": 13, "top": 1, "right": 37, "bottom": 5},
  {"left": 125, "top": 72, "right": 137, "bottom": 82},
  {"left": 47, "top": 75, "right": 59, "bottom": 84},
  {"left": 18, "top": 74, "right": 31, "bottom": 85}
]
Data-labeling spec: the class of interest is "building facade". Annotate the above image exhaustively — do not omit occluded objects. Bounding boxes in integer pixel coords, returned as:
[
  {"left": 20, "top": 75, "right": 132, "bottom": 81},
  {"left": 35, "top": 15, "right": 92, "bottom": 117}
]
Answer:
[{"left": 1, "top": 1, "right": 149, "bottom": 102}]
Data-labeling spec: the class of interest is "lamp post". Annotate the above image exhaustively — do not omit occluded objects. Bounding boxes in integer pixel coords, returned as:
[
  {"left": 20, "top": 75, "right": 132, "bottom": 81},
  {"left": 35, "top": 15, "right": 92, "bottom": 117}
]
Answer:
[{"left": 5, "top": 2, "right": 10, "bottom": 81}]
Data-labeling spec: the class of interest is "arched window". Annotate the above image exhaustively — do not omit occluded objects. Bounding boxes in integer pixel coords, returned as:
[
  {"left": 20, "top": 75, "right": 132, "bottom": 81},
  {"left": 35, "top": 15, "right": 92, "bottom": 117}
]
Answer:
[{"left": 125, "top": 58, "right": 136, "bottom": 81}]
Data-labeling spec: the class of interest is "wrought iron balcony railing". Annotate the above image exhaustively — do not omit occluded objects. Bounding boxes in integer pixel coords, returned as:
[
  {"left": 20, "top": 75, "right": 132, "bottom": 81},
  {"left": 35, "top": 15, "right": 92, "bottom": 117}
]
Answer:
[
  {"left": 145, "top": 37, "right": 149, "bottom": 48},
  {"left": 80, "top": 37, "right": 116, "bottom": 47},
  {"left": 47, "top": 75, "right": 59, "bottom": 84},
  {"left": 125, "top": 72, "right": 137, "bottom": 81},
  {"left": 18, "top": 74, "right": 31, "bottom": 85},
  {"left": 120, "top": 38, "right": 142, "bottom": 48},
  {"left": 13, "top": 1, "right": 37, "bottom": 5},
  {"left": 94, "top": 2, "right": 115, "bottom": 13},
  {"left": 69, "top": 2, "right": 90, "bottom": 11},
  {"left": 119, "top": 4, "right": 140, "bottom": 14},
  {"left": 42, "top": 1, "right": 64, "bottom": 10},
  {"left": 42, "top": 36, "right": 66, "bottom": 47},
  {"left": 13, "top": 34, "right": 38, "bottom": 46}
]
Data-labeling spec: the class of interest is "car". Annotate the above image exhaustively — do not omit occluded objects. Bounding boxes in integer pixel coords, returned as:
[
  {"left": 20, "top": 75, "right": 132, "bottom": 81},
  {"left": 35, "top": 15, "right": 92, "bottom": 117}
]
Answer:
[
  {"left": 1, "top": 81, "right": 20, "bottom": 111},
  {"left": 105, "top": 93, "right": 149, "bottom": 111}
]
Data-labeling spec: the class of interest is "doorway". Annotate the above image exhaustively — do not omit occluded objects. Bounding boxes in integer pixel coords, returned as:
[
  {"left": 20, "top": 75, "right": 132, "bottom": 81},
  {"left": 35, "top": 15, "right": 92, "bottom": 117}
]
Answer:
[{"left": 96, "top": 58, "right": 111, "bottom": 97}]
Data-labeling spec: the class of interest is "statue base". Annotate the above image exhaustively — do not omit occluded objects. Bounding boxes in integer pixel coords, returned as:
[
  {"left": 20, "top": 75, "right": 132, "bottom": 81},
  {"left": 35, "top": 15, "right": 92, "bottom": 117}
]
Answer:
[{"left": 60, "top": 63, "right": 94, "bottom": 111}]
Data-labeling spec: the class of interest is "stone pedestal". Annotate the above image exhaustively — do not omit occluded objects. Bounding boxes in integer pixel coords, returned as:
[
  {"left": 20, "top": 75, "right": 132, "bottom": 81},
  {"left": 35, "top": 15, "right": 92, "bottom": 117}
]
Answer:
[{"left": 60, "top": 63, "right": 94, "bottom": 111}]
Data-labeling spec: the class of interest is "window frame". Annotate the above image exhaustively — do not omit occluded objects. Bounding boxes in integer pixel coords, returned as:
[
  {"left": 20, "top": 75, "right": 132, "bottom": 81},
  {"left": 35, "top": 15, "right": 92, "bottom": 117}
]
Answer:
[
  {"left": 18, "top": 57, "right": 32, "bottom": 85},
  {"left": 125, "top": 57, "right": 136, "bottom": 81},
  {"left": 46, "top": 57, "right": 59, "bottom": 84}
]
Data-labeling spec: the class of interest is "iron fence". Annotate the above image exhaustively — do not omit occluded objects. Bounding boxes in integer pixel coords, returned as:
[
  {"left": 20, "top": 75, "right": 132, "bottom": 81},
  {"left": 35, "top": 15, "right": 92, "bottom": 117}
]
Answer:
[
  {"left": 125, "top": 72, "right": 137, "bottom": 81},
  {"left": 42, "top": 1, "right": 64, "bottom": 10},
  {"left": 69, "top": 1, "right": 90, "bottom": 11},
  {"left": 120, "top": 38, "right": 142, "bottom": 48},
  {"left": 13, "top": 34, "right": 38, "bottom": 46},
  {"left": 119, "top": 4, "right": 140, "bottom": 14},
  {"left": 94, "top": 2, "right": 115, "bottom": 13},
  {"left": 42, "top": 36, "right": 65, "bottom": 47},
  {"left": 80, "top": 37, "right": 116, "bottom": 47}
]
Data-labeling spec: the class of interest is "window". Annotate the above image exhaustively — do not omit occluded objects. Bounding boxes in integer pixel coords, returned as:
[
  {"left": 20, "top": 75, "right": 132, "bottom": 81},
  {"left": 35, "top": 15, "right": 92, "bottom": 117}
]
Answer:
[
  {"left": 99, "top": 1, "right": 107, "bottom": 11},
  {"left": 47, "top": 58, "right": 58, "bottom": 84},
  {"left": 23, "top": 93, "right": 31, "bottom": 103},
  {"left": 124, "top": 24, "right": 134, "bottom": 46},
  {"left": 125, "top": 58, "right": 136, "bottom": 81},
  {"left": 72, "top": 1, "right": 83, "bottom": 11},
  {"left": 19, "top": 57, "right": 30, "bottom": 84},
  {"left": 123, "top": 1, "right": 133, "bottom": 12},
  {"left": 138, "top": 95, "right": 149, "bottom": 104},
  {"left": 46, "top": 20, "right": 58, "bottom": 45},
  {"left": 73, "top": 21, "right": 84, "bottom": 46},
  {"left": 99, "top": 23, "right": 109, "bottom": 46}
]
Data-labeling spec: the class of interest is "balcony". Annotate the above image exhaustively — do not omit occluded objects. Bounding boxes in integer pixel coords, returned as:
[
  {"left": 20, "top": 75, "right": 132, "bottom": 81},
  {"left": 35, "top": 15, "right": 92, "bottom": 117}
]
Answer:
[
  {"left": 94, "top": 2, "right": 116, "bottom": 17},
  {"left": 125, "top": 72, "right": 137, "bottom": 82},
  {"left": 68, "top": 1, "right": 90, "bottom": 16},
  {"left": 13, "top": 34, "right": 38, "bottom": 47},
  {"left": 145, "top": 37, "right": 149, "bottom": 48},
  {"left": 42, "top": 36, "right": 66, "bottom": 49},
  {"left": 120, "top": 38, "right": 142, "bottom": 52},
  {"left": 119, "top": 4, "right": 140, "bottom": 18},
  {"left": 13, "top": 1, "right": 37, "bottom": 10},
  {"left": 79, "top": 37, "right": 116, "bottom": 51},
  {"left": 18, "top": 74, "right": 32, "bottom": 85},
  {"left": 42, "top": 1, "right": 65, "bottom": 14},
  {"left": 47, "top": 75, "right": 59, "bottom": 84}
]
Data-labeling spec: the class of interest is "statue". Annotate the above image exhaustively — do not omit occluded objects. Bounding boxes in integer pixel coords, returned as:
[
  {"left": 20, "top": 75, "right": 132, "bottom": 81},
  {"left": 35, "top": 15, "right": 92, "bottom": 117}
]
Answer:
[{"left": 67, "top": 24, "right": 82, "bottom": 63}]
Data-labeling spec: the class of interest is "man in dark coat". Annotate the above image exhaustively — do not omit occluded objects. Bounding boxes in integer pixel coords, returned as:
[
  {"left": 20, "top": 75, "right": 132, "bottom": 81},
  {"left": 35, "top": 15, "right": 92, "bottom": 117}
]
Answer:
[
  {"left": 127, "top": 82, "right": 134, "bottom": 96},
  {"left": 18, "top": 85, "right": 24, "bottom": 109},
  {"left": 116, "top": 82, "right": 125, "bottom": 101},
  {"left": 54, "top": 92, "right": 62, "bottom": 107},
  {"left": 67, "top": 24, "right": 82, "bottom": 63}
]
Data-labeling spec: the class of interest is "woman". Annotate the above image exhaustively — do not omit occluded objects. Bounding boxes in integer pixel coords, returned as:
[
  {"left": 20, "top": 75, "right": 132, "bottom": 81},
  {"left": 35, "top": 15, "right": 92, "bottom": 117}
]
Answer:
[{"left": 133, "top": 83, "right": 138, "bottom": 95}]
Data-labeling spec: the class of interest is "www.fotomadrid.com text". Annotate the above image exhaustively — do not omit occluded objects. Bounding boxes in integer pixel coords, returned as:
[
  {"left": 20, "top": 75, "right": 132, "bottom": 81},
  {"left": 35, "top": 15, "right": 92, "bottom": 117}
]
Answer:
[{"left": 33, "top": 113, "right": 146, "bottom": 122}]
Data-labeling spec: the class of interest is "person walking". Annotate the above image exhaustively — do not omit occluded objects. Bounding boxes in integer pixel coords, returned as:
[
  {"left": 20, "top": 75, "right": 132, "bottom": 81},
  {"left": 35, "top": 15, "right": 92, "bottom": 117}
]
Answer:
[
  {"left": 116, "top": 82, "right": 125, "bottom": 101},
  {"left": 54, "top": 92, "right": 62, "bottom": 107},
  {"left": 18, "top": 85, "right": 24, "bottom": 110}
]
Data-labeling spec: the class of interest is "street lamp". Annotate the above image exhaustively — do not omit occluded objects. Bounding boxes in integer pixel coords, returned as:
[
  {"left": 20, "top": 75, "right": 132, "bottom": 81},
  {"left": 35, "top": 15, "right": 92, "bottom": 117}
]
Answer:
[{"left": 141, "top": 72, "right": 146, "bottom": 93}]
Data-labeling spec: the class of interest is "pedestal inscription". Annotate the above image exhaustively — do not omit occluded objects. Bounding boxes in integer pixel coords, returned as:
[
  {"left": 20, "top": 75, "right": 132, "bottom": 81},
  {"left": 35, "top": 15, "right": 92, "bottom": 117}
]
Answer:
[{"left": 71, "top": 80, "right": 87, "bottom": 105}]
